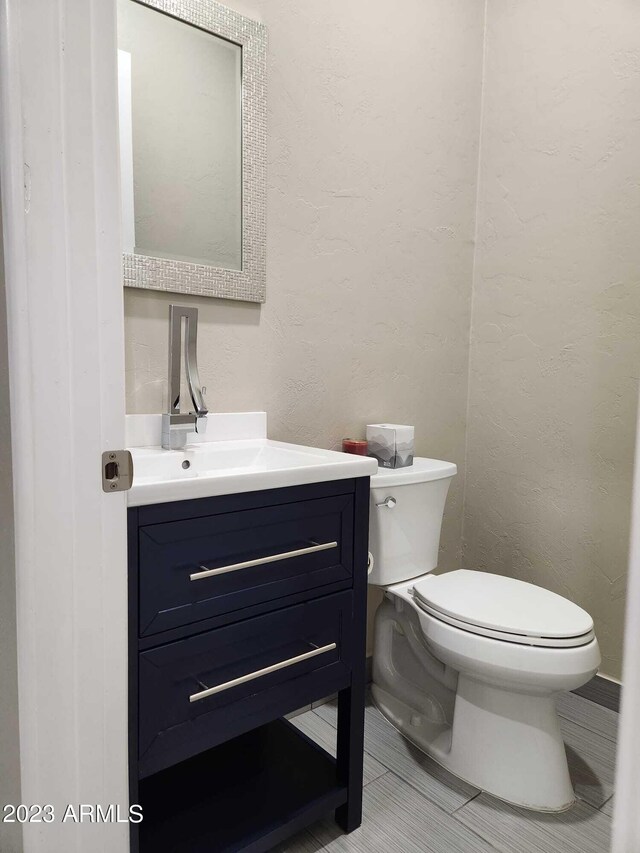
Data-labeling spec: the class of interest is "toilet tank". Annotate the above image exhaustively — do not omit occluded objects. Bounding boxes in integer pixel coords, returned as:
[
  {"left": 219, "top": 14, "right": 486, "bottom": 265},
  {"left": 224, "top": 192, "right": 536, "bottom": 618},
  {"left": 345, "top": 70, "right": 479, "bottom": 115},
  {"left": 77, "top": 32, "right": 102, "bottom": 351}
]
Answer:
[{"left": 368, "top": 457, "right": 457, "bottom": 586}]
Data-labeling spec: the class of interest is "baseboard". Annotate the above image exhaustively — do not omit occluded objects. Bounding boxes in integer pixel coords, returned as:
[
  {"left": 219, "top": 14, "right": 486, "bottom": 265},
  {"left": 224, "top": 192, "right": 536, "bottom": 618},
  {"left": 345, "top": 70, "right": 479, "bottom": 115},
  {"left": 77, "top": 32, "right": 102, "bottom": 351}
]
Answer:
[
  {"left": 366, "top": 656, "right": 620, "bottom": 713},
  {"left": 572, "top": 674, "right": 621, "bottom": 713}
]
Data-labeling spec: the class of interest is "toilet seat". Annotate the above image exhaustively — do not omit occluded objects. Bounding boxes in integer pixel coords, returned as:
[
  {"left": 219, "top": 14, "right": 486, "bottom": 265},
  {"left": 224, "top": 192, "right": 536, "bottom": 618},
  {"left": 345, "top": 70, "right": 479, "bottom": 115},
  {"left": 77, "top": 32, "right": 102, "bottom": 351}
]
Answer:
[
  {"left": 412, "top": 570, "right": 595, "bottom": 648},
  {"left": 414, "top": 598, "right": 595, "bottom": 648}
]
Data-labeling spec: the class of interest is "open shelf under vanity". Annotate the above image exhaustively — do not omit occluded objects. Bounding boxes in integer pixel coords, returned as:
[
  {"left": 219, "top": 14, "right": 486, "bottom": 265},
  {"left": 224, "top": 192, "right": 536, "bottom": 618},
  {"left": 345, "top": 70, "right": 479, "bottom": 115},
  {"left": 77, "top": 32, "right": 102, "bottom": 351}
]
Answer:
[{"left": 138, "top": 719, "right": 346, "bottom": 853}]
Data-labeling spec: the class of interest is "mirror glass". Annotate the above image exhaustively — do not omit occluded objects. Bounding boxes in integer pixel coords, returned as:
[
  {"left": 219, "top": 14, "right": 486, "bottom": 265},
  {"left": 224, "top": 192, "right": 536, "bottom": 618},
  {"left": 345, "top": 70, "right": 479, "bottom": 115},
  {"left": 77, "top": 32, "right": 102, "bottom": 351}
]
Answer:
[{"left": 117, "top": 0, "right": 243, "bottom": 271}]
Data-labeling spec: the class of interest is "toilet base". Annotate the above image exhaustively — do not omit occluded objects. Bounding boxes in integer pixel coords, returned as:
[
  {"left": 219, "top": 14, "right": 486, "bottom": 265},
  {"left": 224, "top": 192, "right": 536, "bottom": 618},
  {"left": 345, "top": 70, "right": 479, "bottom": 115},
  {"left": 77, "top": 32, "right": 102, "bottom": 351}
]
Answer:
[{"left": 371, "top": 678, "right": 575, "bottom": 812}]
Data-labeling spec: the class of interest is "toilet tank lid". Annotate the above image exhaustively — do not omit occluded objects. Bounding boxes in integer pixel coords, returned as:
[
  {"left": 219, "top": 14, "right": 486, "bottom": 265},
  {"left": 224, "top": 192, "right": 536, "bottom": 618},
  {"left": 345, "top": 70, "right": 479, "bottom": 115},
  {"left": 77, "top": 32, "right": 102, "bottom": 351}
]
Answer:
[{"left": 370, "top": 457, "right": 457, "bottom": 488}]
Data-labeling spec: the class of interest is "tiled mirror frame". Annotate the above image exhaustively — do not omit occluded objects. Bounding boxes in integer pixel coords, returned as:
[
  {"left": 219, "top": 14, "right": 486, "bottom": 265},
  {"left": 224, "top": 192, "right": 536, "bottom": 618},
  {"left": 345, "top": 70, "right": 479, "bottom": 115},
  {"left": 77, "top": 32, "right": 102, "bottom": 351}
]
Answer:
[{"left": 122, "top": 0, "right": 266, "bottom": 303}]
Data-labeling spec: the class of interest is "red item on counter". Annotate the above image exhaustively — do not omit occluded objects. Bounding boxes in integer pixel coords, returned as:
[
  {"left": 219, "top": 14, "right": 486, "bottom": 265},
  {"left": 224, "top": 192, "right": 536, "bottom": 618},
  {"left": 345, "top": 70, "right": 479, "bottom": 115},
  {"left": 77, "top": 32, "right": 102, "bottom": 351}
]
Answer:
[{"left": 342, "top": 439, "right": 368, "bottom": 456}]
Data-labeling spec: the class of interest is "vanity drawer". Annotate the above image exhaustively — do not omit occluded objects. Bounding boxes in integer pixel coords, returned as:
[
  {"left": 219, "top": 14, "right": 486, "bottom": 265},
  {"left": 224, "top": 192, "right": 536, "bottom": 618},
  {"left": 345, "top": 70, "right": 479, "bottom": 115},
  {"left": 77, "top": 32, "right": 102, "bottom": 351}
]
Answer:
[
  {"left": 138, "top": 590, "right": 353, "bottom": 777},
  {"left": 138, "top": 494, "right": 353, "bottom": 637}
]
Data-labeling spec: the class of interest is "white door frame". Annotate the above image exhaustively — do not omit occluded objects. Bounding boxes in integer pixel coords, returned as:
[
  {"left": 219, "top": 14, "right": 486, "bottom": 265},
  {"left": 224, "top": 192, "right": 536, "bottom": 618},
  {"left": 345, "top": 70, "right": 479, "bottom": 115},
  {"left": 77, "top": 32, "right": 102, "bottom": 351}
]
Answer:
[
  {"left": 0, "top": 0, "right": 129, "bottom": 851},
  {"left": 612, "top": 400, "right": 640, "bottom": 851}
]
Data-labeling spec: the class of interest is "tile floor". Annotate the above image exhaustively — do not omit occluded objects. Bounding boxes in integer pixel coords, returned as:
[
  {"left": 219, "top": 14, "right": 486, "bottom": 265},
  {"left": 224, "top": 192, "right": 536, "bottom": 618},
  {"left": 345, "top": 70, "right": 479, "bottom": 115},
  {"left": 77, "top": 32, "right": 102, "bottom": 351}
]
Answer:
[{"left": 279, "top": 689, "right": 617, "bottom": 853}]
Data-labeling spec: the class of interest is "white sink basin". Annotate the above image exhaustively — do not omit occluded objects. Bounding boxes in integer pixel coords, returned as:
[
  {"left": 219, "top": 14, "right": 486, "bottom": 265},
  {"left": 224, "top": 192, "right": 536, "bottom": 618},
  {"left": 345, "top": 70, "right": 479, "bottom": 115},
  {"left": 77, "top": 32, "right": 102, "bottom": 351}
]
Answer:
[{"left": 127, "top": 437, "right": 378, "bottom": 507}]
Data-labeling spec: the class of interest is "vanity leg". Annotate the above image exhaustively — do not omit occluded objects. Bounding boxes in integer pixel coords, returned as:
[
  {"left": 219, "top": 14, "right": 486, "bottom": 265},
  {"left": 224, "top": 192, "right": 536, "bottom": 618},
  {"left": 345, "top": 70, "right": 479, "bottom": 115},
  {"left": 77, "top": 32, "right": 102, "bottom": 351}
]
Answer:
[
  {"left": 335, "top": 476, "right": 369, "bottom": 833},
  {"left": 335, "top": 681, "right": 366, "bottom": 832}
]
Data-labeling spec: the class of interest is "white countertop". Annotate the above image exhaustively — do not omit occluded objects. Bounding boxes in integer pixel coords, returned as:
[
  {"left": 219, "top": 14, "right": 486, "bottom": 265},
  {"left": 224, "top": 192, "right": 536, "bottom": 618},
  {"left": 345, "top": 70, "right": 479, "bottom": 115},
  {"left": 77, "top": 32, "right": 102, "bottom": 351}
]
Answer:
[{"left": 126, "top": 413, "right": 377, "bottom": 507}]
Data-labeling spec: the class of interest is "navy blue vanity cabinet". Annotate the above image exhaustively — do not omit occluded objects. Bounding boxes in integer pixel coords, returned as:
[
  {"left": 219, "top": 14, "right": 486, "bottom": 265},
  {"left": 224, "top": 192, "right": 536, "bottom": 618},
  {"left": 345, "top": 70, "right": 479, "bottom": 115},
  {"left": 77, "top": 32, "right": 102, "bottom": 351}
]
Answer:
[{"left": 128, "top": 477, "right": 370, "bottom": 853}]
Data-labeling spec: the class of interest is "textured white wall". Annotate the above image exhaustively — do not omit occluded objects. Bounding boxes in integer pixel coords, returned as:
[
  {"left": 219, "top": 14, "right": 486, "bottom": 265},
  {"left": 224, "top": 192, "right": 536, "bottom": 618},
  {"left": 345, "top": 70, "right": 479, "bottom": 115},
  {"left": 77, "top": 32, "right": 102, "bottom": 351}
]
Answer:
[
  {"left": 124, "top": 0, "right": 640, "bottom": 676},
  {"left": 124, "top": 0, "right": 486, "bottom": 610},
  {"left": 463, "top": 0, "right": 640, "bottom": 679}
]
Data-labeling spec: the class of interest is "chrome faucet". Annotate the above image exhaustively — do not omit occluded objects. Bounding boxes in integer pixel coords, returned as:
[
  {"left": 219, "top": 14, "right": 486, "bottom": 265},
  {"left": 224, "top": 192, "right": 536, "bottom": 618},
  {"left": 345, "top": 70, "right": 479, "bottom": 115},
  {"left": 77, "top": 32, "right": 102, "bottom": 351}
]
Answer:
[{"left": 161, "top": 305, "right": 208, "bottom": 450}]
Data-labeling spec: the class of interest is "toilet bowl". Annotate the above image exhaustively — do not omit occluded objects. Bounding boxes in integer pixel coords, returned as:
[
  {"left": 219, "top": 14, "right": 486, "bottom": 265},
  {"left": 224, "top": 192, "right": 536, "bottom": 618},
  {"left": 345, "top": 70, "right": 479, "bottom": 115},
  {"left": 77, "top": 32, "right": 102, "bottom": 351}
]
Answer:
[{"left": 369, "top": 459, "right": 601, "bottom": 812}]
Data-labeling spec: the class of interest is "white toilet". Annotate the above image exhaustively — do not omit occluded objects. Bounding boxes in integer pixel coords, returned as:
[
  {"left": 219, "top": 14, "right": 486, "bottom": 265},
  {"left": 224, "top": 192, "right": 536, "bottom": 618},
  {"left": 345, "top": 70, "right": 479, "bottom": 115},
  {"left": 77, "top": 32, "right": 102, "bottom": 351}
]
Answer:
[{"left": 368, "top": 458, "right": 601, "bottom": 812}]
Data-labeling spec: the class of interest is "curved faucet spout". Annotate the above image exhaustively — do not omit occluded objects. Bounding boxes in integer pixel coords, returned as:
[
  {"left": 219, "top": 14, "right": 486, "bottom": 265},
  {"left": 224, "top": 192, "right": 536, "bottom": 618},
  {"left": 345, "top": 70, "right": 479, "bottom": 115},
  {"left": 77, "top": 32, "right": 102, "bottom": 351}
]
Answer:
[{"left": 184, "top": 314, "right": 208, "bottom": 418}]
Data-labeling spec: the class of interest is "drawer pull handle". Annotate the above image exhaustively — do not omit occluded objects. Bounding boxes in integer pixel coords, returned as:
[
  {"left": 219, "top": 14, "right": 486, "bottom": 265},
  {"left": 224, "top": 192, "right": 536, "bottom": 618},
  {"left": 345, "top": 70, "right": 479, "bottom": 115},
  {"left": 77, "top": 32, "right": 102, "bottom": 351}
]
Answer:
[
  {"left": 190, "top": 540, "right": 339, "bottom": 582},
  {"left": 189, "top": 642, "right": 338, "bottom": 703}
]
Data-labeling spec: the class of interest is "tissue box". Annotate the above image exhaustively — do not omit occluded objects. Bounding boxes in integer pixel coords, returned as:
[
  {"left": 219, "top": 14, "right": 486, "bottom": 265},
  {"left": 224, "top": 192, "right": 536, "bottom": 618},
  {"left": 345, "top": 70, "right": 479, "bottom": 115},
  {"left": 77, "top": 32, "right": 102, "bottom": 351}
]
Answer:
[{"left": 366, "top": 423, "right": 414, "bottom": 469}]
